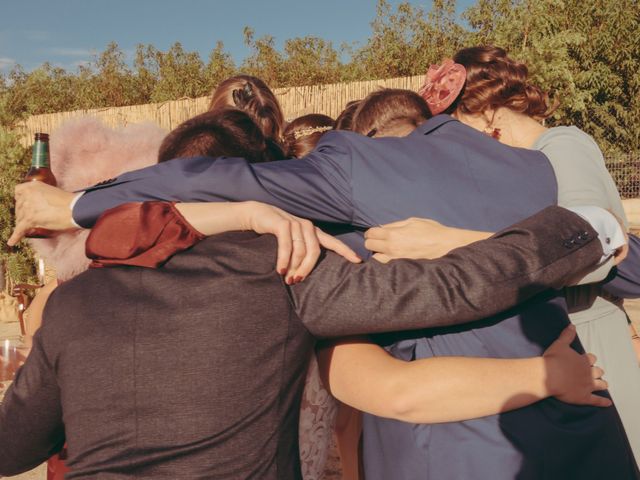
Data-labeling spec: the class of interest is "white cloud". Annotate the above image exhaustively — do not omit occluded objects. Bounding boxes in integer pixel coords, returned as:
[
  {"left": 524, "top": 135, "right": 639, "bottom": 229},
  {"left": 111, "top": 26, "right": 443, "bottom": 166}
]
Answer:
[
  {"left": 0, "top": 57, "right": 16, "bottom": 71},
  {"left": 49, "top": 47, "right": 94, "bottom": 57},
  {"left": 23, "top": 30, "right": 51, "bottom": 42}
]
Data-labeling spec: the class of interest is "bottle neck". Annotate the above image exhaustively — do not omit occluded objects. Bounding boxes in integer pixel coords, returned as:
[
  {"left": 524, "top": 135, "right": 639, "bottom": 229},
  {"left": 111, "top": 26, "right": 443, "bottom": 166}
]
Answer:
[{"left": 31, "top": 140, "right": 50, "bottom": 168}]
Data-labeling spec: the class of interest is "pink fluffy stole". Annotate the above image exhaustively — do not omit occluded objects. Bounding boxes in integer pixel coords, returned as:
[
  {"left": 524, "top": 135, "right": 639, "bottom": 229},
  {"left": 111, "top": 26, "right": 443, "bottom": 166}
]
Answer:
[{"left": 28, "top": 117, "right": 167, "bottom": 281}]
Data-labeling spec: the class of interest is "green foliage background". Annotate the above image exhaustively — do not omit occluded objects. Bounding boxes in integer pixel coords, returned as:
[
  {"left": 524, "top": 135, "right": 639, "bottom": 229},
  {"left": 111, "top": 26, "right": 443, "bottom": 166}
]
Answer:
[{"left": 0, "top": 0, "right": 638, "bottom": 284}]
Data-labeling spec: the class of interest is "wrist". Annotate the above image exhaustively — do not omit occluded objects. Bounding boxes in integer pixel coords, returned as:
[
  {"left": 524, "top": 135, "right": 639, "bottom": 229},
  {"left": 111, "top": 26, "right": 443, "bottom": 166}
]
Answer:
[
  {"left": 534, "top": 356, "right": 556, "bottom": 398},
  {"left": 68, "top": 192, "right": 83, "bottom": 229},
  {"left": 236, "top": 201, "right": 257, "bottom": 231}
]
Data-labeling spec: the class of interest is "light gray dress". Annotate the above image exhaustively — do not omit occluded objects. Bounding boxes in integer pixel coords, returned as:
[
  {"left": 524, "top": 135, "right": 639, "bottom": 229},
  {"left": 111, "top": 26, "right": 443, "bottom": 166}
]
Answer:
[{"left": 534, "top": 126, "right": 640, "bottom": 462}]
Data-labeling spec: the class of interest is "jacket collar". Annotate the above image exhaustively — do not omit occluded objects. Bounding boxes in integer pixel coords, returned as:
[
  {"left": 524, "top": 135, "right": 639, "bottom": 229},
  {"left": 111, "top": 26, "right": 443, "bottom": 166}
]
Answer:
[{"left": 413, "top": 114, "right": 458, "bottom": 136}]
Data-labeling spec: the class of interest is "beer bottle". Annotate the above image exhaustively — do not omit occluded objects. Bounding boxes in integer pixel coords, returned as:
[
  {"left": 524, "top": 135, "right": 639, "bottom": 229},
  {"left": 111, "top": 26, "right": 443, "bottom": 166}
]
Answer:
[{"left": 24, "top": 132, "right": 57, "bottom": 238}]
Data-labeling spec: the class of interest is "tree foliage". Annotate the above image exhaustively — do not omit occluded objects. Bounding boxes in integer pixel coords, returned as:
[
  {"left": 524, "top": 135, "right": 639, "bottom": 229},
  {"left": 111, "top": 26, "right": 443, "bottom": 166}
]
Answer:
[
  {"left": 0, "top": 127, "right": 36, "bottom": 284},
  {"left": 354, "top": 0, "right": 467, "bottom": 78},
  {"left": 464, "top": 0, "right": 640, "bottom": 155}
]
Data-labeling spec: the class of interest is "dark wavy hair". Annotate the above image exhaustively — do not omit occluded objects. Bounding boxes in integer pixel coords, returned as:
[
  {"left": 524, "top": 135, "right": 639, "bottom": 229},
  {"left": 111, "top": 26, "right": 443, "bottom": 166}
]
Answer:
[
  {"left": 209, "top": 75, "right": 285, "bottom": 142},
  {"left": 334, "top": 100, "right": 361, "bottom": 131},
  {"left": 451, "top": 46, "right": 556, "bottom": 119},
  {"left": 158, "top": 107, "right": 284, "bottom": 164}
]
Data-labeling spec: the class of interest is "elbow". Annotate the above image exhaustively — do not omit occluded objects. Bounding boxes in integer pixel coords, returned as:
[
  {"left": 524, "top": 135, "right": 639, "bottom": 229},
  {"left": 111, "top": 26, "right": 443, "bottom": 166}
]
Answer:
[
  {"left": 382, "top": 381, "right": 426, "bottom": 422},
  {"left": 386, "top": 395, "right": 416, "bottom": 421}
]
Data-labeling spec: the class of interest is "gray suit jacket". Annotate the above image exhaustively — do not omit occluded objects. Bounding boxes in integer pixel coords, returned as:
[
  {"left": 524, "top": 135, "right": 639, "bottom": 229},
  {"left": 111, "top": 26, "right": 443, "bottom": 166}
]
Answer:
[{"left": 0, "top": 207, "right": 613, "bottom": 479}]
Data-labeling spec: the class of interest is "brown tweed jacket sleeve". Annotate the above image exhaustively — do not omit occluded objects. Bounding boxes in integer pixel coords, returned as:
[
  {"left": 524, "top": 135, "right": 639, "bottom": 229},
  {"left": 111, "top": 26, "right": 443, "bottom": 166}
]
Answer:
[{"left": 291, "top": 206, "right": 605, "bottom": 338}]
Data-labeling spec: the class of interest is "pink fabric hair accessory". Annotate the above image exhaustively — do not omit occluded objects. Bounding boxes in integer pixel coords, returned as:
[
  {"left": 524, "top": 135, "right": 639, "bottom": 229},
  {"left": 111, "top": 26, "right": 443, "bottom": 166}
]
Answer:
[{"left": 418, "top": 59, "right": 467, "bottom": 115}]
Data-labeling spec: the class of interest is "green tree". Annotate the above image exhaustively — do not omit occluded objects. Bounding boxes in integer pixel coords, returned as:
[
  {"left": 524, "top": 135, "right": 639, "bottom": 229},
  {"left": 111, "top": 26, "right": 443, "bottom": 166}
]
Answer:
[
  {"left": 204, "top": 41, "right": 237, "bottom": 91},
  {"left": 280, "top": 37, "right": 344, "bottom": 86},
  {"left": 132, "top": 44, "right": 160, "bottom": 102},
  {"left": 464, "top": 0, "right": 640, "bottom": 156},
  {"left": 241, "top": 27, "right": 285, "bottom": 86},
  {"left": 149, "top": 42, "right": 208, "bottom": 102},
  {"left": 0, "top": 127, "right": 35, "bottom": 284},
  {"left": 353, "top": 0, "right": 467, "bottom": 79},
  {"left": 90, "top": 42, "right": 140, "bottom": 107}
]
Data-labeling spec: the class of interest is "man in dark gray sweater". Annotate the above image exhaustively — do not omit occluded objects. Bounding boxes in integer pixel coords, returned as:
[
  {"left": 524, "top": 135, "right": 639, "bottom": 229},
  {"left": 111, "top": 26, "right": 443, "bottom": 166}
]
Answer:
[{"left": 0, "top": 206, "right": 633, "bottom": 479}]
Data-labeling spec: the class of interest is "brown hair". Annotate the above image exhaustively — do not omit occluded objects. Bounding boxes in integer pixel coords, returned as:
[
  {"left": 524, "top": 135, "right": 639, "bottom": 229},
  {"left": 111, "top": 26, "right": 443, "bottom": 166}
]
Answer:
[
  {"left": 334, "top": 100, "right": 361, "bottom": 131},
  {"left": 352, "top": 89, "right": 431, "bottom": 137},
  {"left": 158, "top": 108, "right": 285, "bottom": 164},
  {"left": 209, "top": 75, "right": 285, "bottom": 142},
  {"left": 282, "top": 114, "right": 334, "bottom": 158},
  {"left": 452, "top": 46, "right": 556, "bottom": 119}
]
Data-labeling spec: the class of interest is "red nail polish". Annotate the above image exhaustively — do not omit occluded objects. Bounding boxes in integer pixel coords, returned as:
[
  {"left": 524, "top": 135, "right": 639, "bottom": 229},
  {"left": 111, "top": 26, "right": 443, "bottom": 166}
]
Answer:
[
  {"left": 294, "top": 276, "right": 302, "bottom": 284},
  {"left": 279, "top": 268, "right": 287, "bottom": 276}
]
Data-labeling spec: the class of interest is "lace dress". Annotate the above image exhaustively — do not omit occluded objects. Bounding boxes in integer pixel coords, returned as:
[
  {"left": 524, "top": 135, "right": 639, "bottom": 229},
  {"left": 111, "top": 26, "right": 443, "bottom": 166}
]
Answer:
[{"left": 298, "top": 354, "right": 339, "bottom": 479}]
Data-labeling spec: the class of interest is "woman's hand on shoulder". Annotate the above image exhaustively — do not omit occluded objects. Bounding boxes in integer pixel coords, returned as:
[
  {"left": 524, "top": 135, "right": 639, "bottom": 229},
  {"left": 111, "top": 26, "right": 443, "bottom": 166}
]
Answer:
[{"left": 241, "top": 201, "right": 361, "bottom": 284}]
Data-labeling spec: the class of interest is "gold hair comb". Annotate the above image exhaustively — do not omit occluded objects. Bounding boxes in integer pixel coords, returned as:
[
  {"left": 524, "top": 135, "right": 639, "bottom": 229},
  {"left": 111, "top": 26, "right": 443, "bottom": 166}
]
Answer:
[{"left": 292, "top": 126, "right": 332, "bottom": 140}]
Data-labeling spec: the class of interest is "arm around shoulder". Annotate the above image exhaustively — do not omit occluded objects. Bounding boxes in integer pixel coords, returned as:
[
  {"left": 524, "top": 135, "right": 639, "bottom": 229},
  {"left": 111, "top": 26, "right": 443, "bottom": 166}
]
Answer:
[{"left": 293, "top": 206, "right": 604, "bottom": 338}]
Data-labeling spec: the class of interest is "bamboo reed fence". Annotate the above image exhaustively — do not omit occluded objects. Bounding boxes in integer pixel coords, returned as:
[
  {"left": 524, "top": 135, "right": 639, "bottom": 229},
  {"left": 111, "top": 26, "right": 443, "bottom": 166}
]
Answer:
[
  {"left": 15, "top": 75, "right": 425, "bottom": 146},
  {"left": 13, "top": 73, "right": 639, "bottom": 198}
]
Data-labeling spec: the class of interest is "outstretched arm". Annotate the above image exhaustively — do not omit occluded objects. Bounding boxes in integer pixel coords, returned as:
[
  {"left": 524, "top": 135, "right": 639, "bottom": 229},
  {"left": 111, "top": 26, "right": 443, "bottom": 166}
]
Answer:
[
  {"left": 292, "top": 206, "right": 606, "bottom": 338},
  {"left": 317, "top": 326, "right": 609, "bottom": 424},
  {"left": 9, "top": 137, "right": 358, "bottom": 244}
]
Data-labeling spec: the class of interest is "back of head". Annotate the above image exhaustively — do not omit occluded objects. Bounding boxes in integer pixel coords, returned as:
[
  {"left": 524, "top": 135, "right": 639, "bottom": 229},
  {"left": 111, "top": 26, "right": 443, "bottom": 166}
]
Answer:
[
  {"left": 282, "top": 114, "right": 334, "bottom": 158},
  {"left": 158, "top": 108, "right": 285, "bottom": 164},
  {"left": 209, "top": 75, "right": 285, "bottom": 143},
  {"left": 353, "top": 89, "right": 431, "bottom": 137},
  {"left": 334, "top": 100, "right": 361, "bottom": 131},
  {"left": 452, "top": 46, "right": 555, "bottom": 119}
]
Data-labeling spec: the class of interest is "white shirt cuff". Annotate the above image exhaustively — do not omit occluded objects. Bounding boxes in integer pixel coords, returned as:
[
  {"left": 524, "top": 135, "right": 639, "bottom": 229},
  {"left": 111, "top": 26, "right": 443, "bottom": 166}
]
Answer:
[
  {"left": 69, "top": 192, "right": 84, "bottom": 229},
  {"left": 566, "top": 206, "right": 626, "bottom": 262}
]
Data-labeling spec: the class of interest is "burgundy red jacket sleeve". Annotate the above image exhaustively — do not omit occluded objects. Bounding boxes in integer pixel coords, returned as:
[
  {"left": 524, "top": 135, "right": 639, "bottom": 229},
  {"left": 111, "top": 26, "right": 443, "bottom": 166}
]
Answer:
[{"left": 86, "top": 202, "right": 204, "bottom": 269}]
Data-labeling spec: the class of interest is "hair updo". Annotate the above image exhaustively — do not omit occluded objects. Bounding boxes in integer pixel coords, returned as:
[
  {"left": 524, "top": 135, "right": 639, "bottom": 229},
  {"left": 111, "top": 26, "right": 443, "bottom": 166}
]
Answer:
[
  {"left": 282, "top": 113, "right": 334, "bottom": 158},
  {"left": 209, "top": 75, "right": 285, "bottom": 142},
  {"left": 452, "top": 46, "right": 556, "bottom": 119}
]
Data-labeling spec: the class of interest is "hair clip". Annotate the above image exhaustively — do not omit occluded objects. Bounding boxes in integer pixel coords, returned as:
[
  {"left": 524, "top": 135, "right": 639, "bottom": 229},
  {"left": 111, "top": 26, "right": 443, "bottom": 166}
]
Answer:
[
  {"left": 232, "top": 83, "right": 255, "bottom": 108},
  {"left": 292, "top": 125, "right": 332, "bottom": 140},
  {"left": 366, "top": 128, "right": 377, "bottom": 137},
  {"left": 418, "top": 59, "right": 467, "bottom": 115}
]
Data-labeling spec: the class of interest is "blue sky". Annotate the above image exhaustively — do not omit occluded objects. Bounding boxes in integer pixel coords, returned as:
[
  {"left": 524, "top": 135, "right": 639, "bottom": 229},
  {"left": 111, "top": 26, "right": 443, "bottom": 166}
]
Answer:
[{"left": 0, "top": 0, "right": 475, "bottom": 74}]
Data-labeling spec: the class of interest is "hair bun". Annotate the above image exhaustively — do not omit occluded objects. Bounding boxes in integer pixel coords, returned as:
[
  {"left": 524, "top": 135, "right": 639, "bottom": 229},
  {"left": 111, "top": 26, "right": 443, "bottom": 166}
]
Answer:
[{"left": 453, "top": 46, "right": 557, "bottom": 119}]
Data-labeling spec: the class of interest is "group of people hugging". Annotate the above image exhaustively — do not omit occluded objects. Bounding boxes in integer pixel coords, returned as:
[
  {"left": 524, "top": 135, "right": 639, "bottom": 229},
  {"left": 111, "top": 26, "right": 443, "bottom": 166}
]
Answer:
[{"left": 2, "top": 45, "right": 640, "bottom": 480}]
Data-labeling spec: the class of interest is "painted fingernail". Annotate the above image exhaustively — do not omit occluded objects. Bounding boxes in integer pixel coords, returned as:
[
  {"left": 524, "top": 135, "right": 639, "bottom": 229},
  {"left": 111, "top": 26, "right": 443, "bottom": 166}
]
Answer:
[
  {"left": 279, "top": 268, "right": 287, "bottom": 276},
  {"left": 294, "top": 276, "right": 302, "bottom": 284},
  {"left": 286, "top": 277, "right": 293, "bottom": 285}
]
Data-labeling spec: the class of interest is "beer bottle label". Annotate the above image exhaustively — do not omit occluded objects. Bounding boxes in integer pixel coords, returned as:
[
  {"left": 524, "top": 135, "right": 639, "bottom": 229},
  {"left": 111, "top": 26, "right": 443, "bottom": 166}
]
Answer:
[{"left": 31, "top": 140, "right": 50, "bottom": 168}]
